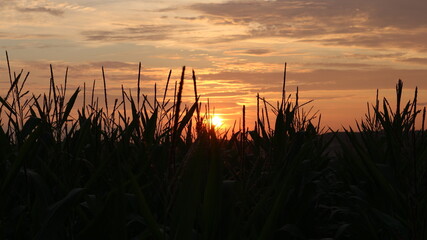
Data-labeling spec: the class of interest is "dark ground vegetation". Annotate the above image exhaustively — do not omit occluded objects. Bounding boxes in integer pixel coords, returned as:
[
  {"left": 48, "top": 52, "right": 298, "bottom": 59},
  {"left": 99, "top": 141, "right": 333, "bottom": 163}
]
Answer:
[{"left": 1, "top": 54, "right": 427, "bottom": 239}]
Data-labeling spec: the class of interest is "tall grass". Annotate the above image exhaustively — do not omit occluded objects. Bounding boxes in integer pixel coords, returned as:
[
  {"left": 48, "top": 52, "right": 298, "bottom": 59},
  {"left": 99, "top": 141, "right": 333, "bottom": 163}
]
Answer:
[{"left": 0, "top": 53, "right": 426, "bottom": 239}]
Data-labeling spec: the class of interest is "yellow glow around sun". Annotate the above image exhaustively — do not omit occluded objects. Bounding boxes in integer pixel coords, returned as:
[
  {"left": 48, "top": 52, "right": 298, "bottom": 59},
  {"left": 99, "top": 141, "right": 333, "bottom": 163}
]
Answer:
[{"left": 211, "top": 115, "right": 224, "bottom": 127}]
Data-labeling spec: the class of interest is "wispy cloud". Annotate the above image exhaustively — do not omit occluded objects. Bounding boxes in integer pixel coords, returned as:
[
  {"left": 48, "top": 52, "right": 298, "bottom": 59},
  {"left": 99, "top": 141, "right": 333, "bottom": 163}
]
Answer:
[
  {"left": 1, "top": 0, "right": 94, "bottom": 16},
  {"left": 198, "top": 68, "right": 427, "bottom": 91},
  {"left": 304, "top": 62, "right": 380, "bottom": 69},
  {"left": 401, "top": 58, "right": 427, "bottom": 65},
  {"left": 0, "top": 33, "right": 58, "bottom": 40},
  {"left": 189, "top": 0, "right": 427, "bottom": 50},
  {"left": 225, "top": 48, "right": 273, "bottom": 56},
  {"left": 345, "top": 53, "right": 407, "bottom": 60},
  {"left": 81, "top": 24, "right": 198, "bottom": 42},
  {"left": 17, "top": 6, "right": 64, "bottom": 16}
]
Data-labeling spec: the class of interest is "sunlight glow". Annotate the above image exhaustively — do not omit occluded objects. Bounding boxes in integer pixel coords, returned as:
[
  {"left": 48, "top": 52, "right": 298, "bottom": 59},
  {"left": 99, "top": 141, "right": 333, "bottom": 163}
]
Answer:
[{"left": 211, "top": 115, "right": 224, "bottom": 128}]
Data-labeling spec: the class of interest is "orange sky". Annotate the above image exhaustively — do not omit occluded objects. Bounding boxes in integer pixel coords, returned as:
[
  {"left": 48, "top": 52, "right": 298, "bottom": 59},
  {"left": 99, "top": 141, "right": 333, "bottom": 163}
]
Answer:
[{"left": 1, "top": 0, "right": 427, "bottom": 131}]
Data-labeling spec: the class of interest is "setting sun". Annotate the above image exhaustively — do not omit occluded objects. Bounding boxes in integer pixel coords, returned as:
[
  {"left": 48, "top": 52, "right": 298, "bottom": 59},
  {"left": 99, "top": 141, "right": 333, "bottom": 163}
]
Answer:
[{"left": 211, "top": 115, "right": 224, "bottom": 128}]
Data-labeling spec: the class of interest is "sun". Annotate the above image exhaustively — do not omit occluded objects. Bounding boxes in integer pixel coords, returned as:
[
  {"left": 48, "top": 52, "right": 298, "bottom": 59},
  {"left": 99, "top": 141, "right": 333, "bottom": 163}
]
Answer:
[{"left": 211, "top": 115, "right": 224, "bottom": 127}]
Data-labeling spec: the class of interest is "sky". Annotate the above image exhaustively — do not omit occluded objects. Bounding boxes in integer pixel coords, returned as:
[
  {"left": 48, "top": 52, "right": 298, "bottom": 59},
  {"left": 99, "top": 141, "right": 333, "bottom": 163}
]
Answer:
[{"left": 1, "top": 0, "right": 427, "bottom": 131}]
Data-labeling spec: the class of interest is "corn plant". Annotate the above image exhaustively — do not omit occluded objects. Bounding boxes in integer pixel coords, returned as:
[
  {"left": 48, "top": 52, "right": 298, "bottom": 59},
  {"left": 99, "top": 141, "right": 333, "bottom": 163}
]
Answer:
[{"left": 336, "top": 80, "right": 427, "bottom": 239}]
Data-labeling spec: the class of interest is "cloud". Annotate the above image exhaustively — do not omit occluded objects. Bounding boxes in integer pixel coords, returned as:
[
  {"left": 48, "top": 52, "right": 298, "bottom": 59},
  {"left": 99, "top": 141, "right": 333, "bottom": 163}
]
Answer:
[
  {"left": 0, "top": 33, "right": 58, "bottom": 40},
  {"left": 203, "top": 90, "right": 251, "bottom": 98},
  {"left": 0, "top": 0, "right": 94, "bottom": 17},
  {"left": 198, "top": 68, "right": 427, "bottom": 91},
  {"left": 81, "top": 24, "right": 197, "bottom": 42},
  {"left": 86, "top": 61, "right": 139, "bottom": 69},
  {"left": 17, "top": 6, "right": 64, "bottom": 16},
  {"left": 174, "top": 16, "right": 207, "bottom": 21},
  {"left": 196, "top": 34, "right": 249, "bottom": 45},
  {"left": 401, "top": 58, "right": 427, "bottom": 65},
  {"left": 8, "top": 60, "right": 162, "bottom": 82},
  {"left": 225, "top": 48, "right": 273, "bottom": 56},
  {"left": 304, "top": 62, "right": 381, "bottom": 69},
  {"left": 346, "top": 53, "right": 406, "bottom": 60},
  {"left": 192, "top": 0, "right": 427, "bottom": 29},
  {"left": 189, "top": 0, "right": 427, "bottom": 49},
  {"left": 304, "top": 30, "right": 427, "bottom": 51}
]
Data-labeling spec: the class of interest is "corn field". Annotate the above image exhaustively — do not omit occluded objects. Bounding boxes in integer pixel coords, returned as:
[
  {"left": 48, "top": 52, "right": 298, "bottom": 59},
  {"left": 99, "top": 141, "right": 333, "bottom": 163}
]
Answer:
[{"left": 1, "top": 52, "right": 427, "bottom": 239}]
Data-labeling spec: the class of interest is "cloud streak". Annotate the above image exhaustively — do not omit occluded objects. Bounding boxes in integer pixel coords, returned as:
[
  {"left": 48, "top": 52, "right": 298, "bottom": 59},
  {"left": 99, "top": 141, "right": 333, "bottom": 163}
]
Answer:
[
  {"left": 401, "top": 58, "right": 427, "bottom": 65},
  {"left": 198, "top": 68, "right": 427, "bottom": 91},
  {"left": 82, "top": 24, "right": 198, "bottom": 42},
  {"left": 1, "top": 0, "right": 94, "bottom": 17},
  {"left": 17, "top": 6, "right": 64, "bottom": 16},
  {"left": 189, "top": 0, "right": 427, "bottom": 50}
]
